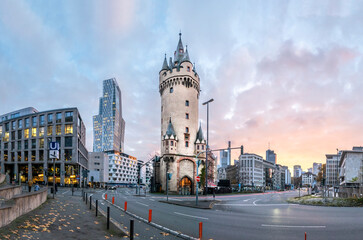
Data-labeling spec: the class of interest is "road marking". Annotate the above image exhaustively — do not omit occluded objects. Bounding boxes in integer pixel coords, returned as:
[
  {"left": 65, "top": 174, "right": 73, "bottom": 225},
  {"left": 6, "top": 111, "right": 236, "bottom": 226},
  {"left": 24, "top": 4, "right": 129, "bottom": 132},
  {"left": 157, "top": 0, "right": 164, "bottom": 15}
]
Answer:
[
  {"left": 215, "top": 204, "right": 296, "bottom": 207},
  {"left": 136, "top": 201, "right": 149, "bottom": 207},
  {"left": 174, "top": 212, "right": 209, "bottom": 220},
  {"left": 261, "top": 224, "right": 326, "bottom": 228},
  {"left": 253, "top": 199, "right": 261, "bottom": 205},
  {"left": 101, "top": 202, "right": 105, "bottom": 205},
  {"left": 149, "top": 199, "right": 155, "bottom": 201},
  {"left": 62, "top": 191, "right": 69, "bottom": 195},
  {"left": 243, "top": 199, "right": 249, "bottom": 202},
  {"left": 169, "top": 198, "right": 182, "bottom": 201}
]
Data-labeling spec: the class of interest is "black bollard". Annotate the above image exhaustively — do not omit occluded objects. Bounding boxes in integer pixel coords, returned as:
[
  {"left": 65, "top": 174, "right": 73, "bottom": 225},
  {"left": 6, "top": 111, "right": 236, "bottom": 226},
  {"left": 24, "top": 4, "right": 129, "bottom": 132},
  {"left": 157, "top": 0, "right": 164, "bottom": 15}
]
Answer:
[
  {"left": 90, "top": 196, "right": 92, "bottom": 210},
  {"left": 96, "top": 200, "right": 98, "bottom": 217},
  {"left": 107, "top": 207, "right": 110, "bottom": 230},
  {"left": 86, "top": 193, "right": 88, "bottom": 205},
  {"left": 130, "top": 219, "right": 134, "bottom": 240}
]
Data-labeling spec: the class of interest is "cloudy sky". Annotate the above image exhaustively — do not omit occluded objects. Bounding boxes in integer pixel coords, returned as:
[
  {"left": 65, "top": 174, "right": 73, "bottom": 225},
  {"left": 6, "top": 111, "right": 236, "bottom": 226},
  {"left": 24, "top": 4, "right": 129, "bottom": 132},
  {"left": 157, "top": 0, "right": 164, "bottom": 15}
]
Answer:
[{"left": 1, "top": 0, "right": 363, "bottom": 172}]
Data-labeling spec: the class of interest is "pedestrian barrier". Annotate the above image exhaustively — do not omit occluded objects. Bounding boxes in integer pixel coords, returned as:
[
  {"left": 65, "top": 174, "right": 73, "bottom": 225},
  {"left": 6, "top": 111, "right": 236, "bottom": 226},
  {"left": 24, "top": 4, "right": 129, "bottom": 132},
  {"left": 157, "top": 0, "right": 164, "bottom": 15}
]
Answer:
[
  {"left": 148, "top": 209, "right": 152, "bottom": 222},
  {"left": 112, "top": 196, "right": 115, "bottom": 204},
  {"left": 305, "top": 232, "right": 307, "bottom": 240},
  {"left": 105, "top": 193, "right": 107, "bottom": 200},
  {"left": 125, "top": 201, "right": 128, "bottom": 211},
  {"left": 199, "top": 222, "right": 203, "bottom": 239}
]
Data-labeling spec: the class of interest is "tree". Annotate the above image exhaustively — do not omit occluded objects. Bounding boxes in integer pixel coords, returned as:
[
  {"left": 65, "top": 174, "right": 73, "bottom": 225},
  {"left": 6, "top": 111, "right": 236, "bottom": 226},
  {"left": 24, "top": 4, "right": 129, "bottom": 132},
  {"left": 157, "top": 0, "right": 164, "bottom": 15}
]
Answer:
[
  {"left": 200, "top": 165, "right": 206, "bottom": 189},
  {"left": 316, "top": 164, "right": 326, "bottom": 183}
]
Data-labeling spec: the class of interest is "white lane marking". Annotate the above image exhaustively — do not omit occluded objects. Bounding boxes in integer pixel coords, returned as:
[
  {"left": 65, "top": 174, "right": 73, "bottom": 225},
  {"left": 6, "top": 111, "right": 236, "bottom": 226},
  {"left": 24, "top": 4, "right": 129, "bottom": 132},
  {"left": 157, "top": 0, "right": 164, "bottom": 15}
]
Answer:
[
  {"left": 215, "top": 204, "right": 296, "bottom": 207},
  {"left": 262, "top": 224, "right": 326, "bottom": 228},
  {"left": 136, "top": 201, "right": 149, "bottom": 207},
  {"left": 174, "top": 212, "right": 209, "bottom": 220},
  {"left": 243, "top": 199, "right": 249, "bottom": 202},
  {"left": 141, "top": 197, "right": 146, "bottom": 199},
  {"left": 62, "top": 191, "right": 70, "bottom": 195},
  {"left": 253, "top": 199, "right": 261, "bottom": 206},
  {"left": 89, "top": 194, "right": 93, "bottom": 197},
  {"left": 101, "top": 202, "right": 105, "bottom": 205},
  {"left": 149, "top": 199, "right": 155, "bottom": 201},
  {"left": 169, "top": 198, "right": 182, "bottom": 201}
]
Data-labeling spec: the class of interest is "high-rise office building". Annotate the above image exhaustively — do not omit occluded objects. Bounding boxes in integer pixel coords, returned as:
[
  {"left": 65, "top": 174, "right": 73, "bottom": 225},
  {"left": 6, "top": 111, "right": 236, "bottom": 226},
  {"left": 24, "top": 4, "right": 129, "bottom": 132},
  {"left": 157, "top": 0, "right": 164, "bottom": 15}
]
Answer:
[
  {"left": 313, "top": 162, "right": 322, "bottom": 175},
  {"left": 294, "top": 165, "right": 302, "bottom": 178},
  {"left": 220, "top": 150, "right": 230, "bottom": 168},
  {"left": 266, "top": 149, "right": 276, "bottom": 164},
  {"left": 93, "top": 78, "right": 125, "bottom": 152}
]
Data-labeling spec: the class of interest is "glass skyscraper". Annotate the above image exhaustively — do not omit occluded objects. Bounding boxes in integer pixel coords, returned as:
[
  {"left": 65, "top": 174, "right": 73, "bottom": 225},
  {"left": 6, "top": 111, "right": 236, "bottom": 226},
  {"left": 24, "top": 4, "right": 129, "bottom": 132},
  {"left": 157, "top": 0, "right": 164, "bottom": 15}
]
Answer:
[{"left": 93, "top": 78, "right": 125, "bottom": 152}]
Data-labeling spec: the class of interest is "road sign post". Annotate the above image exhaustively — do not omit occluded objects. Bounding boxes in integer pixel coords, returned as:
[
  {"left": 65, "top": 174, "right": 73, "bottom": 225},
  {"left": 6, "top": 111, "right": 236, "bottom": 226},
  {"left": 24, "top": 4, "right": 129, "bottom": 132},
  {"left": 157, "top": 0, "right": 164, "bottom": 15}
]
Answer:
[{"left": 49, "top": 142, "right": 59, "bottom": 199}]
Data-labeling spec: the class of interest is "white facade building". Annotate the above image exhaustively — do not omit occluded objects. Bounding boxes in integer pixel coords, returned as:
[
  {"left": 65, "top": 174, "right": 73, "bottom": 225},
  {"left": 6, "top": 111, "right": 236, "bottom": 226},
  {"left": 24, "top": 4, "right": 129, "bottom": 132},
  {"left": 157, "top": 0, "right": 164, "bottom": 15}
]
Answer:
[
  {"left": 88, "top": 152, "right": 108, "bottom": 187},
  {"left": 339, "top": 150, "right": 363, "bottom": 186},
  {"left": 285, "top": 167, "right": 291, "bottom": 185},
  {"left": 106, "top": 151, "right": 138, "bottom": 185},
  {"left": 302, "top": 172, "right": 315, "bottom": 187},
  {"left": 239, "top": 154, "right": 264, "bottom": 187},
  {"left": 326, "top": 154, "right": 340, "bottom": 186}
]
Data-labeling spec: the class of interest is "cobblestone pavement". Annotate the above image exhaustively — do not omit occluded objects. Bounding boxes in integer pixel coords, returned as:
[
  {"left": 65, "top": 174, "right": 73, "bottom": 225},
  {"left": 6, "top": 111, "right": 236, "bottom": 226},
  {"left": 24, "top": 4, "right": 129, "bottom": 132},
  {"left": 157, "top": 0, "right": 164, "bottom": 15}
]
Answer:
[{"left": 0, "top": 189, "right": 181, "bottom": 240}]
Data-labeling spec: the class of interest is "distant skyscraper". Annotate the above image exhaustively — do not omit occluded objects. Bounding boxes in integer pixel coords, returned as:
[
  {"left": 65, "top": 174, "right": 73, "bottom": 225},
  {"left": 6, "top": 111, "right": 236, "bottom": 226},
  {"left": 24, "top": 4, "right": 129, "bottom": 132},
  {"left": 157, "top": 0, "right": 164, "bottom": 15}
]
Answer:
[
  {"left": 312, "top": 162, "right": 322, "bottom": 175},
  {"left": 266, "top": 149, "right": 276, "bottom": 164},
  {"left": 93, "top": 78, "right": 125, "bottom": 152},
  {"left": 293, "top": 165, "right": 302, "bottom": 178},
  {"left": 220, "top": 150, "right": 230, "bottom": 167}
]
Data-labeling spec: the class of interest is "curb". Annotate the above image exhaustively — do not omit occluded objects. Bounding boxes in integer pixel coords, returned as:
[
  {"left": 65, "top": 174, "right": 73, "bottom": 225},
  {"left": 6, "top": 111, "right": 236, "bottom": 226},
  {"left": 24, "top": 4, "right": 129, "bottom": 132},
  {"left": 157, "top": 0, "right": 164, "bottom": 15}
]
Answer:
[
  {"left": 104, "top": 199, "right": 198, "bottom": 240},
  {"left": 159, "top": 200, "right": 220, "bottom": 209}
]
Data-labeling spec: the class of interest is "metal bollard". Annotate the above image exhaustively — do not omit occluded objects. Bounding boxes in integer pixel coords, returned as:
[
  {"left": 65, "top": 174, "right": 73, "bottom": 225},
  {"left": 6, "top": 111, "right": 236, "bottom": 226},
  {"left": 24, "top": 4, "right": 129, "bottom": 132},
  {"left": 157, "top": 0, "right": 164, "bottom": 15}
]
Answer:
[
  {"left": 85, "top": 193, "right": 88, "bottom": 204},
  {"left": 96, "top": 200, "right": 98, "bottom": 217},
  {"left": 125, "top": 201, "right": 128, "bottom": 211},
  {"left": 130, "top": 220, "right": 134, "bottom": 240},
  {"left": 148, "top": 209, "right": 152, "bottom": 222},
  {"left": 199, "top": 222, "right": 203, "bottom": 239},
  {"left": 90, "top": 196, "right": 92, "bottom": 210},
  {"left": 107, "top": 207, "right": 110, "bottom": 230},
  {"left": 105, "top": 194, "right": 107, "bottom": 200},
  {"left": 305, "top": 232, "right": 307, "bottom": 240}
]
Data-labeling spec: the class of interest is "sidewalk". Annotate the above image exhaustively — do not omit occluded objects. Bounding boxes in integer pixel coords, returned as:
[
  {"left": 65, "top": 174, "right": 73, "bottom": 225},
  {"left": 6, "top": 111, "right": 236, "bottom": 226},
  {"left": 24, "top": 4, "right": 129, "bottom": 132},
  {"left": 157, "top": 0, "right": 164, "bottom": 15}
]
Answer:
[{"left": 0, "top": 193, "right": 125, "bottom": 240}]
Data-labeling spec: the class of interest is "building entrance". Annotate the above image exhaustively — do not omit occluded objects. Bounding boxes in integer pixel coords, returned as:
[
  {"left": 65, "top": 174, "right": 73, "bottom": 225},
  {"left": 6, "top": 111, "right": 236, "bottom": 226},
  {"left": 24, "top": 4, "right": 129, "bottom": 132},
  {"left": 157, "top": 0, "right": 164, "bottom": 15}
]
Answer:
[{"left": 179, "top": 176, "right": 193, "bottom": 195}]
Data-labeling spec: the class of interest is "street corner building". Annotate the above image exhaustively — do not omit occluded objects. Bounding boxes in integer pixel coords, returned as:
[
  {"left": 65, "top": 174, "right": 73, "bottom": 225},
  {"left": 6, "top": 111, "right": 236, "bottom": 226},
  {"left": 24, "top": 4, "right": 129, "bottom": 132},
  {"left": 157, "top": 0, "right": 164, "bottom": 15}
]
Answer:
[
  {"left": 0, "top": 107, "right": 88, "bottom": 186},
  {"left": 157, "top": 33, "right": 207, "bottom": 195}
]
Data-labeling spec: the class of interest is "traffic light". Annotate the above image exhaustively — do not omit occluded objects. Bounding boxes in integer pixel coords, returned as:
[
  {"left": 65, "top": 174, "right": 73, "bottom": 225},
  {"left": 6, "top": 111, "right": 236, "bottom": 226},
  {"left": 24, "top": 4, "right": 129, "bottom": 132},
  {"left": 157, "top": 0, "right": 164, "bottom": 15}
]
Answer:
[
  {"left": 241, "top": 145, "right": 244, "bottom": 155},
  {"left": 167, "top": 173, "right": 172, "bottom": 180}
]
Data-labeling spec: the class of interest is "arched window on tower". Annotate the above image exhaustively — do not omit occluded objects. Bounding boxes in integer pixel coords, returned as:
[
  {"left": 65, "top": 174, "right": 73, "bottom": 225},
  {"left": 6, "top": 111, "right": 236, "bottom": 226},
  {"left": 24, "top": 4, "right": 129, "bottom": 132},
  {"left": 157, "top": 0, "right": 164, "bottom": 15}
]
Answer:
[
  {"left": 185, "top": 141, "right": 189, "bottom": 147},
  {"left": 170, "top": 87, "right": 173, "bottom": 93},
  {"left": 187, "top": 66, "right": 190, "bottom": 72},
  {"left": 185, "top": 100, "right": 189, "bottom": 106}
]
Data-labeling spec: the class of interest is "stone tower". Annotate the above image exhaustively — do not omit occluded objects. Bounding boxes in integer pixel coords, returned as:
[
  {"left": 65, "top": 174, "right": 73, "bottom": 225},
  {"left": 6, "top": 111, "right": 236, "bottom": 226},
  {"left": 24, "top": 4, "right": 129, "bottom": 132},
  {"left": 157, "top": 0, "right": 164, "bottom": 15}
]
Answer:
[{"left": 159, "top": 33, "right": 206, "bottom": 194}]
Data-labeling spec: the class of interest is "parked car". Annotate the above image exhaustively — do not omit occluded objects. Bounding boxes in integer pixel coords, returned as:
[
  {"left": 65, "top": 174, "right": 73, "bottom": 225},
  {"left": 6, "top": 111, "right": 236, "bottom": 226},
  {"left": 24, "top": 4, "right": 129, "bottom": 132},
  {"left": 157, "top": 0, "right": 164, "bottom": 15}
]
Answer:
[{"left": 108, "top": 186, "right": 116, "bottom": 190}]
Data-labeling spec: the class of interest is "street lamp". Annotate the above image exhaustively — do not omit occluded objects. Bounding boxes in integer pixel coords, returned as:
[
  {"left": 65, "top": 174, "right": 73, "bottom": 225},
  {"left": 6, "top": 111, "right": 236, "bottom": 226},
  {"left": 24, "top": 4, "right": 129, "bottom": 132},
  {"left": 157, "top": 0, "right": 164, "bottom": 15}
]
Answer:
[{"left": 202, "top": 98, "right": 214, "bottom": 195}]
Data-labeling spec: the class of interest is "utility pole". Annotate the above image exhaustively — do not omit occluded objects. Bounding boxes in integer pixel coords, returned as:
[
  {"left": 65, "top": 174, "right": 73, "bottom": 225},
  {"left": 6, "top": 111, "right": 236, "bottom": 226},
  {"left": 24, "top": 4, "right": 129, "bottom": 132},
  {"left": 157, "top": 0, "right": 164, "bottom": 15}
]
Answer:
[{"left": 203, "top": 98, "right": 214, "bottom": 195}]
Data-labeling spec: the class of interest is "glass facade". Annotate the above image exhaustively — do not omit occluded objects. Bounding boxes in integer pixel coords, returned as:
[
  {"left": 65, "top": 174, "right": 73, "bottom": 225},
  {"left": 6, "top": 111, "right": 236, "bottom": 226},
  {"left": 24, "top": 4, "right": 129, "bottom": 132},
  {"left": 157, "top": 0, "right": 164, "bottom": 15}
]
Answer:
[{"left": 93, "top": 78, "right": 125, "bottom": 152}]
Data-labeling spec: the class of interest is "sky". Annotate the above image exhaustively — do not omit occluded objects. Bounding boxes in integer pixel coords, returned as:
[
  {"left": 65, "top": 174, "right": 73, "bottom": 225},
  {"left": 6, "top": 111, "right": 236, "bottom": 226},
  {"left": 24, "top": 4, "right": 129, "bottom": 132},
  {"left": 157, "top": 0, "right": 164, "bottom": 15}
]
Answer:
[{"left": 1, "top": 0, "right": 363, "bottom": 172}]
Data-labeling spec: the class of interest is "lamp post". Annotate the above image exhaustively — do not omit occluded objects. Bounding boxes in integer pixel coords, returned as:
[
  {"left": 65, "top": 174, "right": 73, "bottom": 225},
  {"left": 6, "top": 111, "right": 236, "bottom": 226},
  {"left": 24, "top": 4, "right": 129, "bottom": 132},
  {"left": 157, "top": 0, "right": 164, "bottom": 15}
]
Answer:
[{"left": 202, "top": 98, "right": 214, "bottom": 195}]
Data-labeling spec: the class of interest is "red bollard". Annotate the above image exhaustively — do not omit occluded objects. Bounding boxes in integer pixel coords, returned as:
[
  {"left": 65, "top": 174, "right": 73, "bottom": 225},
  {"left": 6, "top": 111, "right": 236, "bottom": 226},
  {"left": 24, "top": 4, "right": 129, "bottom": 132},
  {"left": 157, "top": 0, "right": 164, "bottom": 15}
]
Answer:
[
  {"left": 124, "top": 201, "right": 128, "bottom": 211},
  {"left": 112, "top": 196, "right": 115, "bottom": 204},
  {"left": 105, "top": 194, "right": 107, "bottom": 200},
  {"left": 199, "top": 222, "right": 203, "bottom": 239},
  {"left": 305, "top": 232, "right": 307, "bottom": 240},
  {"left": 149, "top": 209, "right": 152, "bottom": 222}
]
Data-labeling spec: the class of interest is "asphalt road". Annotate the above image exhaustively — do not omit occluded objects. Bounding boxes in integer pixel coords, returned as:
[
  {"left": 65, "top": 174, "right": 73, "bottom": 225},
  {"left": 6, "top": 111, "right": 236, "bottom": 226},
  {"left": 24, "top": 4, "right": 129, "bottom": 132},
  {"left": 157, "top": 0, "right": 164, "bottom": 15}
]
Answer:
[{"left": 59, "top": 188, "right": 363, "bottom": 240}]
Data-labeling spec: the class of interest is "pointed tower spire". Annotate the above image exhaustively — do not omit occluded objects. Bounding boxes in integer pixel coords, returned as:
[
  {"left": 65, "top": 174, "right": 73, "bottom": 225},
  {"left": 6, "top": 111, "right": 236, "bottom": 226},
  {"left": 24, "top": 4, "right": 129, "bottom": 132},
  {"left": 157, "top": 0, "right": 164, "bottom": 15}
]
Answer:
[
  {"left": 161, "top": 54, "right": 169, "bottom": 71},
  {"left": 174, "top": 32, "right": 184, "bottom": 64},
  {"left": 195, "top": 122, "right": 205, "bottom": 143},
  {"left": 183, "top": 45, "right": 190, "bottom": 62},
  {"left": 165, "top": 118, "right": 177, "bottom": 138},
  {"left": 169, "top": 57, "right": 173, "bottom": 70}
]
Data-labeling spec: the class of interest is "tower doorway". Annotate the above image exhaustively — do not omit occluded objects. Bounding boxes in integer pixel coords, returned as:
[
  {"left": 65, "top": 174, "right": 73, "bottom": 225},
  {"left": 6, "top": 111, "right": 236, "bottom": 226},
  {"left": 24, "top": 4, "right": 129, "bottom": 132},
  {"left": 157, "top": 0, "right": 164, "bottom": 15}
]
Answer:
[{"left": 179, "top": 176, "right": 193, "bottom": 195}]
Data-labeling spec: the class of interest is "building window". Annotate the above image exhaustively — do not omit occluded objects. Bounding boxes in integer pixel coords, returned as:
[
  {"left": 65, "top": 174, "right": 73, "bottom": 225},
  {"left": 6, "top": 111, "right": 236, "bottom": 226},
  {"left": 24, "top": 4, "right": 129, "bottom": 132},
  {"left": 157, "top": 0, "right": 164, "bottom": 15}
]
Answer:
[
  {"left": 32, "top": 128, "right": 37, "bottom": 137},
  {"left": 65, "top": 111, "right": 73, "bottom": 122},
  {"left": 18, "top": 119, "right": 22, "bottom": 129},
  {"left": 56, "top": 112, "right": 62, "bottom": 123},
  {"left": 24, "top": 140, "right": 28, "bottom": 149},
  {"left": 17, "top": 130, "right": 22, "bottom": 139},
  {"left": 186, "top": 113, "right": 189, "bottom": 119},
  {"left": 25, "top": 118, "right": 29, "bottom": 128},
  {"left": 39, "top": 115, "right": 45, "bottom": 126},
  {"left": 186, "top": 127, "right": 189, "bottom": 133},
  {"left": 56, "top": 125, "right": 61, "bottom": 135},
  {"left": 185, "top": 100, "right": 189, "bottom": 106},
  {"left": 185, "top": 141, "right": 189, "bottom": 147},
  {"left": 202, "top": 145, "right": 204, "bottom": 150},
  {"left": 24, "top": 129, "right": 29, "bottom": 139},
  {"left": 11, "top": 121, "right": 16, "bottom": 130},
  {"left": 31, "top": 139, "right": 36, "bottom": 149},
  {"left": 197, "top": 145, "right": 199, "bottom": 150},
  {"left": 56, "top": 137, "right": 61, "bottom": 147},
  {"left": 170, "top": 140, "right": 173, "bottom": 146},
  {"left": 48, "top": 114, "right": 53, "bottom": 124},
  {"left": 31, "top": 150, "right": 35, "bottom": 161},
  {"left": 170, "top": 87, "right": 173, "bottom": 93},
  {"left": 65, "top": 136, "right": 72, "bottom": 147},
  {"left": 65, "top": 124, "right": 73, "bottom": 134},
  {"left": 64, "top": 149, "right": 72, "bottom": 161},
  {"left": 39, "top": 139, "right": 44, "bottom": 148},
  {"left": 187, "top": 66, "right": 190, "bottom": 72},
  {"left": 39, "top": 127, "right": 44, "bottom": 137},
  {"left": 32, "top": 116, "right": 37, "bottom": 127},
  {"left": 47, "top": 126, "right": 53, "bottom": 136},
  {"left": 17, "top": 141, "right": 21, "bottom": 150}
]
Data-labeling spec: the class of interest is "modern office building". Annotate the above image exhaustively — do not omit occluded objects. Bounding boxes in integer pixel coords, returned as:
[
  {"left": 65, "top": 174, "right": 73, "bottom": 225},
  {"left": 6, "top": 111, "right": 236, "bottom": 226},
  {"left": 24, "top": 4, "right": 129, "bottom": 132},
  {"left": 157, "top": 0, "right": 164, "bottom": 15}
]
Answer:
[
  {"left": 239, "top": 153, "right": 264, "bottom": 187},
  {"left": 326, "top": 154, "right": 340, "bottom": 187},
  {"left": 266, "top": 149, "right": 276, "bottom": 164},
  {"left": 93, "top": 78, "right": 125, "bottom": 153},
  {"left": 220, "top": 150, "right": 230, "bottom": 168},
  {"left": 88, "top": 152, "right": 108, "bottom": 187},
  {"left": 339, "top": 149, "right": 363, "bottom": 186},
  {"left": 313, "top": 162, "right": 322, "bottom": 175},
  {"left": 106, "top": 150, "right": 138, "bottom": 185},
  {"left": 294, "top": 165, "right": 302, "bottom": 178},
  {"left": 284, "top": 166, "right": 292, "bottom": 186},
  {"left": 0, "top": 107, "right": 88, "bottom": 185}
]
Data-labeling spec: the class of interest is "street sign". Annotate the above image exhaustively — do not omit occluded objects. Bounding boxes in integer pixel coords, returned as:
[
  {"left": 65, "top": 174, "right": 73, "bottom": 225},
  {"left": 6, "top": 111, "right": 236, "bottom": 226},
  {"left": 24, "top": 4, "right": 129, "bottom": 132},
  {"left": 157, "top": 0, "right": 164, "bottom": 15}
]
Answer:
[
  {"left": 49, "top": 142, "right": 59, "bottom": 151},
  {"left": 49, "top": 150, "right": 59, "bottom": 159},
  {"left": 196, "top": 176, "right": 200, "bottom": 182}
]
